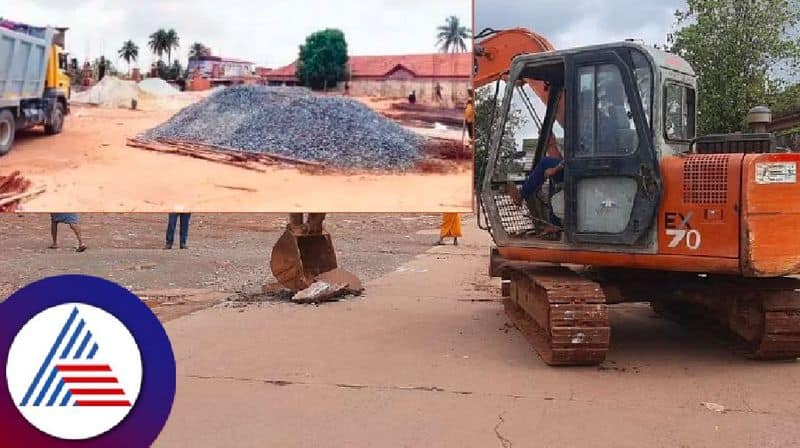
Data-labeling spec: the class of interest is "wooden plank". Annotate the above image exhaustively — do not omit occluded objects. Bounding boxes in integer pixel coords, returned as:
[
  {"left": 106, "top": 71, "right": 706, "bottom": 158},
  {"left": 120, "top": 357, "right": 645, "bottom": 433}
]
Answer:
[{"left": 0, "top": 186, "right": 45, "bottom": 207}]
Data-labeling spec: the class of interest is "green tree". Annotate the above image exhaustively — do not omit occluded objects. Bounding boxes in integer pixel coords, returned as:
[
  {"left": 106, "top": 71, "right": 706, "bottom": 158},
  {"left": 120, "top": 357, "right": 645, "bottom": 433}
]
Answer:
[
  {"left": 164, "top": 29, "right": 180, "bottom": 65},
  {"left": 296, "top": 29, "right": 349, "bottom": 90},
  {"left": 117, "top": 39, "right": 139, "bottom": 75},
  {"left": 154, "top": 59, "right": 183, "bottom": 80},
  {"left": 769, "top": 82, "right": 800, "bottom": 115},
  {"left": 189, "top": 42, "right": 211, "bottom": 59},
  {"left": 91, "top": 57, "right": 118, "bottom": 78},
  {"left": 149, "top": 29, "right": 167, "bottom": 61},
  {"left": 668, "top": 0, "right": 800, "bottom": 134},
  {"left": 474, "top": 86, "right": 523, "bottom": 190},
  {"left": 436, "top": 16, "right": 471, "bottom": 53}
]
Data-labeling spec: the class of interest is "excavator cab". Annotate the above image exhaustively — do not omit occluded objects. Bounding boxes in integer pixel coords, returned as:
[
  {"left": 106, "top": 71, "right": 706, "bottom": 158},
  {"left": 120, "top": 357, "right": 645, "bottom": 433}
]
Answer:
[{"left": 481, "top": 42, "right": 695, "bottom": 252}]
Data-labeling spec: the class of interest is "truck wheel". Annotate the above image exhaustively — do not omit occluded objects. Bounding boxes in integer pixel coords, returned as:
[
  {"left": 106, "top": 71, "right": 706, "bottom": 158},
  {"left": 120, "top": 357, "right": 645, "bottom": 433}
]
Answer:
[
  {"left": 44, "top": 103, "right": 65, "bottom": 135},
  {"left": 0, "top": 109, "right": 15, "bottom": 156}
]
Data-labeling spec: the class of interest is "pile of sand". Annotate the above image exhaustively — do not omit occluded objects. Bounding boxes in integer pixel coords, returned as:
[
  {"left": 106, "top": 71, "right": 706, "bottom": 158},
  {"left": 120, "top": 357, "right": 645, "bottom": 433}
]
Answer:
[
  {"left": 138, "top": 78, "right": 180, "bottom": 96},
  {"left": 72, "top": 76, "right": 194, "bottom": 111},
  {"left": 72, "top": 77, "right": 140, "bottom": 108}
]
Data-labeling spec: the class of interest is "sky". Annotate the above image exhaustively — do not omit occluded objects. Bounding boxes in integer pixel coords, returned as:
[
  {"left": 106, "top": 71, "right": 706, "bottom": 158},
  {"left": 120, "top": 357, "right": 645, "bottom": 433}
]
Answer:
[
  {"left": 7, "top": 0, "right": 471, "bottom": 70},
  {"left": 476, "top": 0, "right": 686, "bottom": 49}
]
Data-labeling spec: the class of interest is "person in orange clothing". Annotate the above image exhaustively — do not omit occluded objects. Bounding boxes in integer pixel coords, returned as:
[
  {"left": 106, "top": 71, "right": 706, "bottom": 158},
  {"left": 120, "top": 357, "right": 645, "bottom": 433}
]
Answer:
[
  {"left": 436, "top": 213, "right": 462, "bottom": 246},
  {"left": 464, "top": 98, "right": 475, "bottom": 140}
]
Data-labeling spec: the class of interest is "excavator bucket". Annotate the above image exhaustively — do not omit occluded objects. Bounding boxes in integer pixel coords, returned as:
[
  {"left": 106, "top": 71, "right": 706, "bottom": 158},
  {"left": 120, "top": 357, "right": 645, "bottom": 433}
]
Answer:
[{"left": 270, "top": 228, "right": 338, "bottom": 291}]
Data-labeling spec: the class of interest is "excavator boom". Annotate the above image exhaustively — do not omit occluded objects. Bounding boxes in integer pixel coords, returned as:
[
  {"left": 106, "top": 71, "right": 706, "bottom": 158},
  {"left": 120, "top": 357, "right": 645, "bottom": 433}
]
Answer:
[
  {"left": 474, "top": 28, "right": 555, "bottom": 94},
  {"left": 474, "top": 28, "right": 564, "bottom": 127}
]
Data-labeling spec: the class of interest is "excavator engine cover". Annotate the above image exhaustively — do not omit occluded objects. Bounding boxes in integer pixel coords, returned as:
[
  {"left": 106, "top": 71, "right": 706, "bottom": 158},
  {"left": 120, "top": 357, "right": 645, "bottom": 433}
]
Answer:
[{"left": 270, "top": 229, "right": 338, "bottom": 291}]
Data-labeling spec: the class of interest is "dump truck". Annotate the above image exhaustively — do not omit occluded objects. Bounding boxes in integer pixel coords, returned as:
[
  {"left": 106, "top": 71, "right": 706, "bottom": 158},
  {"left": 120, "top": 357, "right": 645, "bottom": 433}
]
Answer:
[{"left": 0, "top": 20, "right": 70, "bottom": 155}]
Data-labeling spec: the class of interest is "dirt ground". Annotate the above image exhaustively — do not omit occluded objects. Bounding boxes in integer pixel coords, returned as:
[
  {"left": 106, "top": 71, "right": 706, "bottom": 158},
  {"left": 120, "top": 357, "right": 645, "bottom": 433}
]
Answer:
[
  {"left": 0, "top": 101, "right": 472, "bottom": 212},
  {"left": 3, "top": 214, "right": 798, "bottom": 447},
  {"left": 0, "top": 213, "right": 444, "bottom": 310}
]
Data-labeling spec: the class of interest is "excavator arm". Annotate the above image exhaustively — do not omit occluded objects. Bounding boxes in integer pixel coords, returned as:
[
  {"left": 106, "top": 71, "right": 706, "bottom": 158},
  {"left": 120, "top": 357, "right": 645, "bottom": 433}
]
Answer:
[
  {"left": 475, "top": 28, "right": 554, "bottom": 93},
  {"left": 474, "top": 27, "right": 564, "bottom": 127}
]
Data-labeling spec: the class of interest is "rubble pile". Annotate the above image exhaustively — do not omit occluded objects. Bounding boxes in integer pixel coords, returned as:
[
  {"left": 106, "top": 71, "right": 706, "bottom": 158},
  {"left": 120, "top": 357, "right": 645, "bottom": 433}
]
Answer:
[{"left": 143, "top": 86, "right": 425, "bottom": 169}]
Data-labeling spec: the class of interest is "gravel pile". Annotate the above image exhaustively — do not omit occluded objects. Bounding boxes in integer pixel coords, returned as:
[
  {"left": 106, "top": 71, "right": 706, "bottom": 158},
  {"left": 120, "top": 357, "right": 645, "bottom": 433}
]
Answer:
[{"left": 143, "top": 86, "right": 425, "bottom": 169}]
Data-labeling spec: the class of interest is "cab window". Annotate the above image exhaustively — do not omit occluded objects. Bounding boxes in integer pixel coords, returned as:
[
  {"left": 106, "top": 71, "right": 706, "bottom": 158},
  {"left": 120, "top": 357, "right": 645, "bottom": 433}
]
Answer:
[
  {"left": 577, "top": 63, "right": 639, "bottom": 157},
  {"left": 630, "top": 50, "right": 652, "bottom": 127},
  {"left": 664, "top": 83, "right": 696, "bottom": 141}
]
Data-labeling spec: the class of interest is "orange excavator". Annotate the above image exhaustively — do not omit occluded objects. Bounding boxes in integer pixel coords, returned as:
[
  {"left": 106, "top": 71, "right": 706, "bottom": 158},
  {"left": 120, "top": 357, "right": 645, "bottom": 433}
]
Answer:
[{"left": 475, "top": 28, "right": 800, "bottom": 365}]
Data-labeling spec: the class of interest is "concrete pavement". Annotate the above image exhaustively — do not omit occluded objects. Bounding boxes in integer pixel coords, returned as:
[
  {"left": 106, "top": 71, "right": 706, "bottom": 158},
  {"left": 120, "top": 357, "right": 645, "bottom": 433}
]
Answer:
[{"left": 156, "top": 218, "right": 800, "bottom": 447}]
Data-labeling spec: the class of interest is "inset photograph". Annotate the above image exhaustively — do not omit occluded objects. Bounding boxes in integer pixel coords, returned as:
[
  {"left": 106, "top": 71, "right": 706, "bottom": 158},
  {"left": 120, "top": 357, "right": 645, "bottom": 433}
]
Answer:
[
  {"left": 1, "top": 1, "right": 472, "bottom": 212},
  {"left": 475, "top": 0, "right": 800, "bottom": 367}
]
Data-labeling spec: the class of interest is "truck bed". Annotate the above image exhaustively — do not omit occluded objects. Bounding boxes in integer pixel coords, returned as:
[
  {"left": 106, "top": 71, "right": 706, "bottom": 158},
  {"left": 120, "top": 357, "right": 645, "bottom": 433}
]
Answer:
[{"left": 0, "top": 25, "right": 54, "bottom": 108}]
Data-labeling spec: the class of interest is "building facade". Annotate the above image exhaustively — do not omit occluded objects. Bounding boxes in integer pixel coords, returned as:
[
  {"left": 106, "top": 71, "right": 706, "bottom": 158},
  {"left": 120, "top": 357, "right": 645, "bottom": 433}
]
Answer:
[
  {"left": 187, "top": 55, "right": 255, "bottom": 80},
  {"left": 264, "top": 53, "right": 471, "bottom": 107}
]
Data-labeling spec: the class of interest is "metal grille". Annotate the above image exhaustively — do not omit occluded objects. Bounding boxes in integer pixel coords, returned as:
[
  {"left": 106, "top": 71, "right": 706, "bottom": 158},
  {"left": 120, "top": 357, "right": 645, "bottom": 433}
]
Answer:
[
  {"left": 695, "top": 133, "right": 774, "bottom": 154},
  {"left": 493, "top": 192, "right": 536, "bottom": 234},
  {"left": 683, "top": 155, "right": 728, "bottom": 204}
]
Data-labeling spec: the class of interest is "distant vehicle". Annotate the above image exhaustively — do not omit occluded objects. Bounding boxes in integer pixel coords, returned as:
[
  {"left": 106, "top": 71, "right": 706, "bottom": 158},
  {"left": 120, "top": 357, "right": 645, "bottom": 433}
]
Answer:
[{"left": 0, "top": 20, "right": 71, "bottom": 155}]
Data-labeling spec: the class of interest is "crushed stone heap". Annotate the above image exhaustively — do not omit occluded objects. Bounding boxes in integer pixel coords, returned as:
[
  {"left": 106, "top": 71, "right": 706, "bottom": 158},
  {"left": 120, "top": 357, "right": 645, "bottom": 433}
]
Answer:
[{"left": 143, "top": 86, "right": 425, "bottom": 169}]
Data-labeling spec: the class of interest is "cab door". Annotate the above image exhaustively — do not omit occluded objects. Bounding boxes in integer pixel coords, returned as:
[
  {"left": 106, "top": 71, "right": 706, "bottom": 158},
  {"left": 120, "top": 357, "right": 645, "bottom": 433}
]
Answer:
[{"left": 563, "top": 49, "right": 661, "bottom": 246}]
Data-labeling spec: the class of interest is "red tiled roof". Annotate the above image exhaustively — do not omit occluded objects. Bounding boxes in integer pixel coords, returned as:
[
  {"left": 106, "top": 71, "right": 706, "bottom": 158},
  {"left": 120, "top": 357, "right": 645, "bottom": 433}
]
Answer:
[
  {"left": 268, "top": 62, "right": 298, "bottom": 78},
  {"left": 264, "top": 53, "right": 470, "bottom": 81}
]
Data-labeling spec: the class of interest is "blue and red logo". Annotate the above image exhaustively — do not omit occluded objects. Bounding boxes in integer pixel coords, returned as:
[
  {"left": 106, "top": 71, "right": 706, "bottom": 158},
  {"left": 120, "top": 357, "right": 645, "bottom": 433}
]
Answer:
[{"left": 1, "top": 275, "right": 176, "bottom": 447}]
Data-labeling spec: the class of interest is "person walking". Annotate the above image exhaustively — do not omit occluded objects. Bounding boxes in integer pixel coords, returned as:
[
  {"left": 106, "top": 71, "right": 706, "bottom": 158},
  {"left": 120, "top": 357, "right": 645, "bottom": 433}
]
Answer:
[
  {"left": 464, "top": 98, "right": 475, "bottom": 140},
  {"left": 49, "top": 213, "right": 87, "bottom": 252},
  {"left": 434, "top": 83, "right": 443, "bottom": 102},
  {"left": 436, "top": 213, "right": 462, "bottom": 246},
  {"left": 165, "top": 213, "right": 191, "bottom": 249}
]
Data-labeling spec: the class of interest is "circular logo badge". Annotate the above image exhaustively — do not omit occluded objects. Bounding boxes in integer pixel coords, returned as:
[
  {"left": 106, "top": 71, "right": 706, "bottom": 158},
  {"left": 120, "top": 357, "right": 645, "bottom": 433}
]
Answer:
[
  {"left": 0, "top": 275, "right": 175, "bottom": 447},
  {"left": 7, "top": 304, "right": 144, "bottom": 440}
]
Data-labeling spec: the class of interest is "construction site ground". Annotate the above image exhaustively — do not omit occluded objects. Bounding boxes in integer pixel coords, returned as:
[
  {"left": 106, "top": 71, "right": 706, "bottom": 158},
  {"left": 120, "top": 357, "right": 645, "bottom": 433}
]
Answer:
[
  {"left": 1, "top": 214, "right": 798, "bottom": 447},
  {"left": 0, "top": 102, "right": 471, "bottom": 212}
]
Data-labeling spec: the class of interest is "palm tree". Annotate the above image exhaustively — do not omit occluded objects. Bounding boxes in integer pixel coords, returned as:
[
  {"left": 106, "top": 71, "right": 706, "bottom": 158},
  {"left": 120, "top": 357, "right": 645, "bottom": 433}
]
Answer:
[
  {"left": 436, "top": 16, "right": 471, "bottom": 53},
  {"left": 117, "top": 40, "right": 139, "bottom": 76},
  {"left": 149, "top": 29, "right": 167, "bottom": 61},
  {"left": 164, "top": 29, "right": 180, "bottom": 65},
  {"left": 188, "top": 42, "right": 210, "bottom": 59}
]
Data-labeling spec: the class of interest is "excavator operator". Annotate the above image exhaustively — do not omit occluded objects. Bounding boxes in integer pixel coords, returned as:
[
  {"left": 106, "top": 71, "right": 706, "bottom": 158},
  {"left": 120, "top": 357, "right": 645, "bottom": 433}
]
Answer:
[{"left": 508, "top": 136, "right": 564, "bottom": 238}]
